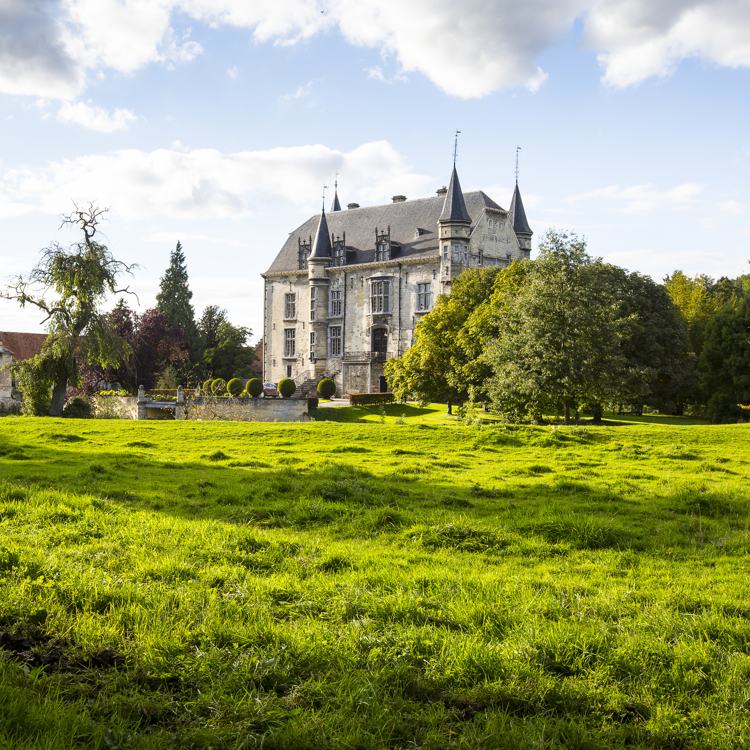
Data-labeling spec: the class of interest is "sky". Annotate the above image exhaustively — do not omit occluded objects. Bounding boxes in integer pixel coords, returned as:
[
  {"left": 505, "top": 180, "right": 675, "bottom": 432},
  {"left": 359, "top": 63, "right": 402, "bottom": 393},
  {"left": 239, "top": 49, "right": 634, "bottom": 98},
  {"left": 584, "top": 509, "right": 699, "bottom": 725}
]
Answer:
[{"left": 1, "top": 0, "right": 749, "bottom": 342}]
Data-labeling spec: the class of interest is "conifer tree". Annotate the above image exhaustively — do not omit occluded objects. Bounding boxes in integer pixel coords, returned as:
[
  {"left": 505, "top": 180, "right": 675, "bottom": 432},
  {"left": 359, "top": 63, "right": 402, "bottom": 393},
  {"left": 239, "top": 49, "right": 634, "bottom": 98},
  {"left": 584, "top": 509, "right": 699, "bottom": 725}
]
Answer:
[{"left": 156, "top": 241, "right": 200, "bottom": 361}]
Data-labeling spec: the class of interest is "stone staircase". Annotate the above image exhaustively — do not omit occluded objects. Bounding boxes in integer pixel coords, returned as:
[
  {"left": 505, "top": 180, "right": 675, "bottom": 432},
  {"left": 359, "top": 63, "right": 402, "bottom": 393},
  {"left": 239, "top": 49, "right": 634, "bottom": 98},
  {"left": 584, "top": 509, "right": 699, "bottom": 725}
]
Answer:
[{"left": 297, "top": 378, "right": 320, "bottom": 398}]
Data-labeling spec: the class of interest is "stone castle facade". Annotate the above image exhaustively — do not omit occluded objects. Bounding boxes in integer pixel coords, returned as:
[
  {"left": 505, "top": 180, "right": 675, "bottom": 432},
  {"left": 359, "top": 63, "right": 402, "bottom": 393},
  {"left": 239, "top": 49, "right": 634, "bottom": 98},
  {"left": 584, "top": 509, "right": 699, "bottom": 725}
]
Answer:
[{"left": 261, "top": 165, "right": 532, "bottom": 396}]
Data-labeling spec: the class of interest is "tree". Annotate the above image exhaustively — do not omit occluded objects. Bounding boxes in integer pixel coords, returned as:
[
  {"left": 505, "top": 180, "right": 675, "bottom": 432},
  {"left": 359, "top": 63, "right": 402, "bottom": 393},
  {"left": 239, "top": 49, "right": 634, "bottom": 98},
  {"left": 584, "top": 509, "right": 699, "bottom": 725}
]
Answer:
[
  {"left": 600, "top": 266, "right": 697, "bottom": 414},
  {"left": 202, "top": 321, "right": 256, "bottom": 381},
  {"left": 385, "top": 267, "right": 509, "bottom": 411},
  {"left": 1, "top": 204, "right": 136, "bottom": 416},
  {"left": 198, "top": 305, "right": 229, "bottom": 352},
  {"left": 87, "top": 303, "right": 188, "bottom": 393},
  {"left": 484, "top": 230, "right": 629, "bottom": 424},
  {"left": 700, "top": 294, "right": 750, "bottom": 423},
  {"left": 156, "top": 241, "right": 200, "bottom": 361}
]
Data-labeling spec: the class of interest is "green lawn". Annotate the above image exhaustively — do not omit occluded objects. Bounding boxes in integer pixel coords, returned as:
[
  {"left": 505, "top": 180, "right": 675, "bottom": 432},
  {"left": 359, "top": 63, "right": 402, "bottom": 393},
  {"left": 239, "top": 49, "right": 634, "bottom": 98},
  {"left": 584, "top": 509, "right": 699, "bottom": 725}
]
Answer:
[{"left": 0, "top": 410, "right": 749, "bottom": 749}]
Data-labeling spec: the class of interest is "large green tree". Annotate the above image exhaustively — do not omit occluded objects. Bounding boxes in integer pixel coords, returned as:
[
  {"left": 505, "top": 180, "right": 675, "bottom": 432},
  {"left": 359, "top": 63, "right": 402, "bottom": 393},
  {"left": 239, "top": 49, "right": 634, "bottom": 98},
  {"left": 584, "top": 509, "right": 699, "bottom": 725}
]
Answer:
[
  {"left": 198, "top": 305, "right": 229, "bottom": 352},
  {"left": 156, "top": 241, "right": 200, "bottom": 361},
  {"left": 484, "top": 230, "right": 630, "bottom": 424},
  {"left": 202, "top": 321, "right": 256, "bottom": 381},
  {"left": 1, "top": 204, "right": 135, "bottom": 416},
  {"left": 700, "top": 293, "right": 750, "bottom": 423},
  {"left": 385, "top": 267, "right": 508, "bottom": 411}
]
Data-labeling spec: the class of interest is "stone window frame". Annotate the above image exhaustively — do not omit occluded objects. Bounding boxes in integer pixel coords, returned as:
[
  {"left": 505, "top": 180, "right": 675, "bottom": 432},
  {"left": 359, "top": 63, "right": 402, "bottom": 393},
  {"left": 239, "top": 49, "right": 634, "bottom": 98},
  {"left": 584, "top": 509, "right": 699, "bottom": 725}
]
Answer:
[
  {"left": 284, "top": 293, "right": 297, "bottom": 320},
  {"left": 368, "top": 278, "right": 391, "bottom": 315},
  {"left": 310, "top": 331, "right": 316, "bottom": 361},
  {"left": 309, "top": 287, "right": 317, "bottom": 322},
  {"left": 328, "top": 325, "right": 342, "bottom": 357},
  {"left": 284, "top": 328, "right": 296, "bottom": 357},
  {"left": 417, "top": 282, "right": 431, "bottom": 312},
  {"left": 330, "top": 289, "right": 343, "bottom": 318}
]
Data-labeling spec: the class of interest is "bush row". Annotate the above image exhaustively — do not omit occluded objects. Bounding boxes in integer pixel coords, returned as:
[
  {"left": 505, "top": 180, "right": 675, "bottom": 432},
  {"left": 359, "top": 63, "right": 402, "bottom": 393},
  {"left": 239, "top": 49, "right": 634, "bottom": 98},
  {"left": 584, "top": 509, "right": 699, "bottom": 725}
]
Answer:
[{"left": 349, "top": 392, "right": 395, "bottom": 406}]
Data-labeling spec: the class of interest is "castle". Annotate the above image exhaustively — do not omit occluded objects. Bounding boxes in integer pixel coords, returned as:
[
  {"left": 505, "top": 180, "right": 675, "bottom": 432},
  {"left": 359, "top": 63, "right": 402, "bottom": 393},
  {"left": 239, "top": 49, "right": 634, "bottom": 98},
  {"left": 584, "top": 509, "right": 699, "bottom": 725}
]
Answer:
[{"left": 261, "top": 164, "right": 532, "bottom": 397}]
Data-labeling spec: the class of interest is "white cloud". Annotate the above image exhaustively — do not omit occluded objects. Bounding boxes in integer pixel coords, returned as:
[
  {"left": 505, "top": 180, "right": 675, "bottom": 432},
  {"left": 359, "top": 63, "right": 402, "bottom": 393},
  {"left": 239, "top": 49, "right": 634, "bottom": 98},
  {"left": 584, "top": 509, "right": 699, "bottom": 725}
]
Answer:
[
  {"left": 143, "top": 231, "right": 248, "bottom": 246},
  {"left": 57, "top": 100, "right": 136, "bottom": 132},
  {"left": 715, "top": 199, "right": 745, "bottom": 216},
  {"left": 227, "top": 65, "right": 238, "bottom": 79},
  {"left": 2, "top": 0, "right": 749, "bottom": 104},
  {"left": 569, "top": 182, "right": 704, "bottom": 213},
  {"left": 0, "top": 140, "right": 432, "bottom": 221},
  {"left": 280, "top": 81, "right": 313, "bottom": 101},
  {"left": 586, "top": 0, "right": 750, "bottom": 88}
]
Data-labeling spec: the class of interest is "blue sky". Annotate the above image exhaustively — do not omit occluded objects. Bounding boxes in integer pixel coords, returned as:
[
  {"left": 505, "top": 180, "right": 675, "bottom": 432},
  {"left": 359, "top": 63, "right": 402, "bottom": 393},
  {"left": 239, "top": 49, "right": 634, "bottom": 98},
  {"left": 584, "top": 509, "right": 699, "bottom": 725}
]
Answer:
[{"left": 1, "top": 0, "right": 749, "bottom": 341}]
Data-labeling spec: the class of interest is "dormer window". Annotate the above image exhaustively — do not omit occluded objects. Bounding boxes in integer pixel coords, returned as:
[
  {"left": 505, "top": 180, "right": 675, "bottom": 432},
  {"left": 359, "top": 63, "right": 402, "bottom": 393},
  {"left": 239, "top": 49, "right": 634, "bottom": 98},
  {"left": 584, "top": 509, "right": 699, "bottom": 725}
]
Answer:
[
  {"left": 298, "top": 236, "right": 311, "bottom": 270},
  {"left": 332, "top": 233, "right": 346, "bottom": 266},
  {"left": 375, "top": 226, "right": 390, "bottom": 262}
]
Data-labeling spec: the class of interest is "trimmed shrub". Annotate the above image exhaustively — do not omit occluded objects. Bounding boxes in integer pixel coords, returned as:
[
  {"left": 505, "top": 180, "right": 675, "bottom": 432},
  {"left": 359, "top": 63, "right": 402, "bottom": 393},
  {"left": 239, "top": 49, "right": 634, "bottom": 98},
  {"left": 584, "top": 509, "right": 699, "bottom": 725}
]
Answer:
[
  {"left": 62, "top": 395, "right": 93, "bottom": 419},
  {"left": 246, "top": 378, "right": 264, "bottom": 397},
  {"left": 227, "top": 378, "right": 244, "bottom": 396},
  {"left": 278, "top": 378, "right": 296, "bottom": 398},
  {"left": 317, "top": 378, "right": 336, "bottom": 399},
  {"left": 349, "top": 393, "right": 395, "bottom": 406},
  {"left": 211, "top": 378, "right": 227, "bottom": 395},
  {"left": 202, "top": 379, "right": 212, "bottom": 395},
  {"left": 308, "top": 397, "right": 319, "bottom": 410}
]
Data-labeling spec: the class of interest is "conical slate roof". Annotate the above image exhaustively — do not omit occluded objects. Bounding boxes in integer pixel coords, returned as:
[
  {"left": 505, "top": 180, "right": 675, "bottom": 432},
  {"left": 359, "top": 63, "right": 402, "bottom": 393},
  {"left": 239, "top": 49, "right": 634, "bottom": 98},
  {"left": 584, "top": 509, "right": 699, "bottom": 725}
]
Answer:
[
  {"left": 309, "top": 208, "right": 332, "bottom": 259},
  {"left": 439, "top": 166, "right": 471, "bottom": 224},
  {"left": 331, "top": 190, "right": 341, "bottom": 212},
  {"left": 509, "top": 182, "right": 532, "bottom": 236}
]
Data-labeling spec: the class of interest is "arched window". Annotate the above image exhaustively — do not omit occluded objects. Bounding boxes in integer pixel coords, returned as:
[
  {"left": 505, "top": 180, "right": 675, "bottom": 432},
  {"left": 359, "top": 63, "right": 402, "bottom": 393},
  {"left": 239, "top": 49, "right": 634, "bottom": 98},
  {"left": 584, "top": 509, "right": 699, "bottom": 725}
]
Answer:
[{"left": 372, "top": 327, "right": 387, "bottom": 353}]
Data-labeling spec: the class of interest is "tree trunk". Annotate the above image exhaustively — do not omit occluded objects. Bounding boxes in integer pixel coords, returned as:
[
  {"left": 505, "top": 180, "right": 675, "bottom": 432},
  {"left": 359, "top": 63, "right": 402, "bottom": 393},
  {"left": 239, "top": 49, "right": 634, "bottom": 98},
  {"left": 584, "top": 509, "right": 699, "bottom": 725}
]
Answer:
[
  {"left": 49, "top": 375, "right": 68, "bottom": 417},
  {"left": 592, "top": 403, "right": 603, "bottom": 424},
  {"left": 564, "top": 400, "right": 571, "bottom": 425},
  {"left": 447, "top": 401, "right": 452, "bottom": 415}
]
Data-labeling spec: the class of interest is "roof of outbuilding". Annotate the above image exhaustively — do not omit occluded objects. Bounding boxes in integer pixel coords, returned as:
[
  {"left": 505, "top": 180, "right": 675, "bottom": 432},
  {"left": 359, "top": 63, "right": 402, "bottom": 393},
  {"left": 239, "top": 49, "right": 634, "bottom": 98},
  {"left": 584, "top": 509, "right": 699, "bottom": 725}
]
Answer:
[
  {"left": 265, "top": 190, "right": 505, "bottom": 275},
  {"left": 0, "top": 331, "right": 48, "bottom": 361}
]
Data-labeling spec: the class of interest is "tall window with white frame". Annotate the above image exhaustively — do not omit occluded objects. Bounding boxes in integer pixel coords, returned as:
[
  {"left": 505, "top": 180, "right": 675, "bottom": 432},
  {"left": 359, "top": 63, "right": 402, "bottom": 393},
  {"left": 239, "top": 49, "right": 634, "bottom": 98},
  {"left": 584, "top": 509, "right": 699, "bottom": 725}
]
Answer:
[
  {"left": 309, "top": 331, "right": 316, "bottom": 361},
  {"left": 329, "top": 325, "right": 342, "bottom": 356},
  {"left": 285, "top": 293, "right": 296, "bottom": 319},
  {"left": 330, "top": 289, "right": 342, "bottom": 317},
  {"left": 370, "top": 279, "right": 390, "bottom": 314},
  {"left": 417, "top": 282, "right": 431, "bottom": 311},
  {"left": 284, "top": 329, "right": 296, "bottom": 357},
  {"left": 309, "top": 287, "right": 317, "bottom": 321}
]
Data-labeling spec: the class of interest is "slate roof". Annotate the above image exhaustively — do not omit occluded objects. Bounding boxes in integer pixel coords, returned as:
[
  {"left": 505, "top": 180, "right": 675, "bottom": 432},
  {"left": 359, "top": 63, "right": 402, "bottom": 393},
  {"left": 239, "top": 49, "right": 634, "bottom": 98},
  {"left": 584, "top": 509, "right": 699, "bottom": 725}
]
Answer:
[
  {"left": 509, "top": 183, "right": 532, "bottom": 236},
  {"left": 439, "top": 166, "right": 471, "bottom": 224},
  {"left": 309, "top": 209, "right": 332, "bottom": 259},
  {"left": 0, "top": 332, "right": 48, "bottom": 361},
  {"left": 265, "top": 190, "right": 505, "bottom": 275},
  {"left": 330, "top": 190, "right": 341, "bottom": 212}
]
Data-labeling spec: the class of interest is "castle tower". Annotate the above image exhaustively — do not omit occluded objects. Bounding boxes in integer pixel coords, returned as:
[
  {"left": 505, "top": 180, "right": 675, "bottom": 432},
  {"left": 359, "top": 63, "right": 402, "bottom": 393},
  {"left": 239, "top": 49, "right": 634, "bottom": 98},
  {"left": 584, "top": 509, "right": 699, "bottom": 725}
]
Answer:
[
  {"left": 438, "top": 165, "right": 472, "bottom": 288},
  {"left": 307, "top": 207, "right": 332, "bottom": 377},
  {"left": 509, "top": 182, "right": 533, "bottom": 258}
]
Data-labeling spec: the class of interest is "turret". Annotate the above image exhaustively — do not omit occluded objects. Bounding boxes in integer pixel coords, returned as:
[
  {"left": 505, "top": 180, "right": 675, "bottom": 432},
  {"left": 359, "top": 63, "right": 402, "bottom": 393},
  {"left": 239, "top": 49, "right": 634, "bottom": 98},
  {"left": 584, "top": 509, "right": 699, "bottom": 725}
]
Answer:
[
  {"left": 509, "top": 182, "right": 532, "bottom": 258},
  {"left": 307, "top": 208, "right": 332, "bottom": 376},
  {"left": 438, "top": 165, "right": 472, "bottom": 286}
]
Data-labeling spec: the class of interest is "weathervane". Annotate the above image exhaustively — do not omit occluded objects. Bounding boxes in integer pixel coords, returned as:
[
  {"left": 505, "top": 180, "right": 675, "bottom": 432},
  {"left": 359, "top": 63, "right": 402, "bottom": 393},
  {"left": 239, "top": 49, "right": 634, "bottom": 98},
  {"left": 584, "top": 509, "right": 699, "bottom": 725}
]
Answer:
[
  {"left": 453, "top": 130, "right": 461, "bottom": 165},
  {"left": 322, "top": 184, "right": 329, "bottom": 211},
  {"left": 515, "top": 146, "right": 521, "bottom": 183},
  {"left": 335, "top": 172, "right": 339, "bottom": 192}
]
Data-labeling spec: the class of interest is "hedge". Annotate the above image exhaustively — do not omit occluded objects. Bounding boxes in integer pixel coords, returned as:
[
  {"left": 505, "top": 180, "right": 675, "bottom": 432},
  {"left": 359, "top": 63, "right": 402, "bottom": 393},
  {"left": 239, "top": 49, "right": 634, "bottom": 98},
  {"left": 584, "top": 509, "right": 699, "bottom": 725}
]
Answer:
[
  {"left": 227, "top": 378, "right": 244, "bottom": 396},
  {"left": 246, "top": 378, "right": 264, "bottom": 397},
  {"left": 349, "top": 393, "right": 395, "bottom": 406}
]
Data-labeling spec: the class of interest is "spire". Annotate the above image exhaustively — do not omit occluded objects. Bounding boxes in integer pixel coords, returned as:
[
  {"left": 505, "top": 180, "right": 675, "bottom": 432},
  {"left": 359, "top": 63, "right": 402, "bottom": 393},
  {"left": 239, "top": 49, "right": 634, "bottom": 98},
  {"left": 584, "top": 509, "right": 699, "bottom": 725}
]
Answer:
[
  {"left": 509, "top": 182, "right": 532, "bottom": 237},
  {"left": 331, "top": 174, "right": 341, "bottom": 211},
  {"left": 439, "top": 165, "right": 471, "bottom": 224},
  {"left": 309, "top": 208, "right": 332, "bottom": 259}
]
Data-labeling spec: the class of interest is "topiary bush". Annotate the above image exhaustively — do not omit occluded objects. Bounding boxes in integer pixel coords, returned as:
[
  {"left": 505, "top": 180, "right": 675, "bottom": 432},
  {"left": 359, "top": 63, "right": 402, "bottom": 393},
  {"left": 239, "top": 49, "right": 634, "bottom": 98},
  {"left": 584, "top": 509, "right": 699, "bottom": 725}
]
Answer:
[
  {"left": 202, "top": 379, "right": 212, "bottom": 395},
  {"left": 246, "top": 378, "right": 263, "bottom": 397},
  {"left": 211, "top": 378, "right": 227, "bottom": 396},
  {"left": 227, "top": 378, "right": 243, "bottom": 396},
  {"left": 277, "top": 378, "right": 296, "bottom": 398},
  {"left": 62, "top": 395, "right": 93, "bottom": 419},
  {"left": 317, "top": 378, "right": 336, "bottom": 399}
]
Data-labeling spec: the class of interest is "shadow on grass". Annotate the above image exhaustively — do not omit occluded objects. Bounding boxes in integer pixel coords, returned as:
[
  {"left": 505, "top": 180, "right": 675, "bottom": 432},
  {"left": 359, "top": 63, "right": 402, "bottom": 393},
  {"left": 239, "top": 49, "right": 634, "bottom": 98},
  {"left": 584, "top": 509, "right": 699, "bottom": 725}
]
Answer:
[{"left": 310, "top": 403, "right": 443, "bottom": 423}]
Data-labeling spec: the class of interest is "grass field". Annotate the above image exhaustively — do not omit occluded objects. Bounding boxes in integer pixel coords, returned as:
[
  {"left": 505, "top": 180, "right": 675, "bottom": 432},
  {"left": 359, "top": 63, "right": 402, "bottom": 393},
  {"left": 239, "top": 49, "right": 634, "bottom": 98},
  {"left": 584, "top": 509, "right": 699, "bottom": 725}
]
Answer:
[{"left": 0, "top": 407, "right": 749, "bottom": 749}]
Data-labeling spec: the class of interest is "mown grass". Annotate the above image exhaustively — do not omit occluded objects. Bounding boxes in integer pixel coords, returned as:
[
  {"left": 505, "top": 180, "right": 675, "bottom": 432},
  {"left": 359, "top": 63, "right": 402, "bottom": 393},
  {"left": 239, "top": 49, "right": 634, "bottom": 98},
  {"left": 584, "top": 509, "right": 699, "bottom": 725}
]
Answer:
[{"left": 0, "top": 410, "right": 749, "bottom": 749}]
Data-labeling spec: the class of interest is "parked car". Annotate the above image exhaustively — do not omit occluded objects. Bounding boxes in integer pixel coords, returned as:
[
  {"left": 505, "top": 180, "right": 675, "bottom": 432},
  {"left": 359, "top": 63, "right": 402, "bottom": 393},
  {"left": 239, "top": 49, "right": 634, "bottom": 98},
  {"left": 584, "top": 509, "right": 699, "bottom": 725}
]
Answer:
[{"left": 262, "top": 382, "right": 278, "bottom": 398}]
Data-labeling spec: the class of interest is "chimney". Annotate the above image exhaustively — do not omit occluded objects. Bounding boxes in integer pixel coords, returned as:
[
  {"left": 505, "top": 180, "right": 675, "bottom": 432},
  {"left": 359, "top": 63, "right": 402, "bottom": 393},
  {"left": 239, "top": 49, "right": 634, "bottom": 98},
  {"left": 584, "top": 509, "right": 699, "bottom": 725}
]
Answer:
[
  {"left": 347, "top": 203, "right": 360, "bottom": 210},
  {"left": 392, "top": 195, "right": 407, "bottom": 203},
  {"left": 436, "top": 186, "right": 447, "bottom": 195}
]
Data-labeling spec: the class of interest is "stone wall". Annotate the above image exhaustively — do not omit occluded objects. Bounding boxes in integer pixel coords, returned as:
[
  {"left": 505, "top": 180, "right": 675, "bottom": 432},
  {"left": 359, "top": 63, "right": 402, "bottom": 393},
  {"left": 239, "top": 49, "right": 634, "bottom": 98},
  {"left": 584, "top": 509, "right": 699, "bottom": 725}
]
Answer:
[
  {"left": 94, "top": 395, "right": 138, "bottom": 419},
  {"left": 0, "top": 397, "right": 21, "bottom": 416},
  {"left": 183, "top": 396, "right": 311, "bottom": 422}
]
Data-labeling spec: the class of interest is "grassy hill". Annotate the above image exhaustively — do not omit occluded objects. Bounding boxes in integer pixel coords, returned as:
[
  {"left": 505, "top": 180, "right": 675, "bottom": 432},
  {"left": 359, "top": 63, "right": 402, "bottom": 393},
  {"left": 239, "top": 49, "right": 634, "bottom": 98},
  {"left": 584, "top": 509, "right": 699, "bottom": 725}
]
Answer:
[{"left": 0, "top": 409, "right": 749, "bottom": 749}]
